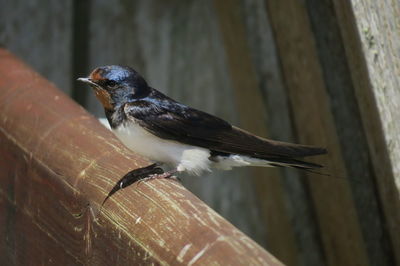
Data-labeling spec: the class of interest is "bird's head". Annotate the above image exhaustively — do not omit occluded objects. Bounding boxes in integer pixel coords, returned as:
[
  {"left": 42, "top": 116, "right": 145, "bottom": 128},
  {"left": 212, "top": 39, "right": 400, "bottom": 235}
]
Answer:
[{"left": 78, "top": 65, "right": 148, "bottom": 110}]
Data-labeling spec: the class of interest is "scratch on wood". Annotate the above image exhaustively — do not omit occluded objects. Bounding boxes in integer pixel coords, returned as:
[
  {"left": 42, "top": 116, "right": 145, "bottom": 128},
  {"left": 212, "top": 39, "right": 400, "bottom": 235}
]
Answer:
[
  {"left": 36, "top": 115, "right": 70, "bottom": 145},
  {"left": 84, "top": 213, "right": 92, "bottom": 257},
  {"left": 136, "top": 186, "right": 191, "bottom": 221},
  {"left": 187, "top": 244, "right": 210, "bottom": 266},
  {"left": 74, "top": 226, "right": 83, "bottom": 232},
  {"left": 177, "top": 243, "right": 192, "bottom": 262},
  {"left": 32, "top": 217, "right": 84, "bottom": 264},
  {"left": 158, "top": 239, "right": 166, "bottom": 247},
  {"left": 100, "top": 214, "right": 169, "bottom": 266},
  {"left": 144, "top": 183, "right": 192, "bottom": 220},
  {"left": 0, "top": 126, "right": 80, "bottom": 196},
  {"left": 77, "top": 158, "right": 97, "bottom": 180},
  {"left": 205, "top": 207, "right": 222, "bottom": 227},
  {"left": 104, "top": 203, "right": 172, "bottom": 256}
]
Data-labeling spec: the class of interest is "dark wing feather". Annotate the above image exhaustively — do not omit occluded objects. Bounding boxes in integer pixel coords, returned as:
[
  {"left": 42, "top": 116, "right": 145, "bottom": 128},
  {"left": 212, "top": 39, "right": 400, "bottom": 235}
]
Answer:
[{"left": 123, "top": 100, "right": 327, "bottom": 161}]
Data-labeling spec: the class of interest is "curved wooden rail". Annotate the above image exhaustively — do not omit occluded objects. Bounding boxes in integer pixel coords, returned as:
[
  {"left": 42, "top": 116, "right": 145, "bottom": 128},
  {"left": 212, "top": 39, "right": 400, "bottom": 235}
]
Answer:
[{"left": 0, "top": 49, "right": 282, "bottom": 265}]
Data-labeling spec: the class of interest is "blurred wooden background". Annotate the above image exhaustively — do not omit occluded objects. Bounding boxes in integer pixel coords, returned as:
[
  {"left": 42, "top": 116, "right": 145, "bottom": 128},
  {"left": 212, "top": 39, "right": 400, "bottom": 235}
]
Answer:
[{"left": 1, "top": 0, "right": 399, "bottom": 266}]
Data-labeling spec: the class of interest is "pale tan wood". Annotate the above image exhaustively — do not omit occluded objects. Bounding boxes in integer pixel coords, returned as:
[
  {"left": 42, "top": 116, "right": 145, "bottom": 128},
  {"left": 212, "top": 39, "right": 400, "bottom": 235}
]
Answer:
[
  {"left": 333, "top": 0, "right": 400, "bottom": 263},
  {"left": 304, "top": 1, "right": 394, "bottom": 264},
  {"left": 265, "top": 1, "right": 370, "bottom": 265}
]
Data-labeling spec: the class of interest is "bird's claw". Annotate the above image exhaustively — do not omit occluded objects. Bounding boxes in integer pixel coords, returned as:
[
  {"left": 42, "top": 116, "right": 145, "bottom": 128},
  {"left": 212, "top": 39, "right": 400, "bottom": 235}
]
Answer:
[{"left": 100, "top": 165, "right": 180, "bottom": 211}]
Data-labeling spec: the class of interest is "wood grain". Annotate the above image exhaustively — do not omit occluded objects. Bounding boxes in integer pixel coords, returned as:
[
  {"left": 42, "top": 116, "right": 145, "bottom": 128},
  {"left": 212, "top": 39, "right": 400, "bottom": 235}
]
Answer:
[
  {"left": 333, "top": 0, "right": 400, "bottom": 264},
  {"left": 265, "top": 1, "right": 370, "bottom": 265},
  {"left": 0, "top": 49, "right": 282, "bottom": 265},
  {"left": 304, "top": 0, "right": 395, "bottom": 265},
  {"left": 2, "top": 1, "right": 399, "bottom": 265}
]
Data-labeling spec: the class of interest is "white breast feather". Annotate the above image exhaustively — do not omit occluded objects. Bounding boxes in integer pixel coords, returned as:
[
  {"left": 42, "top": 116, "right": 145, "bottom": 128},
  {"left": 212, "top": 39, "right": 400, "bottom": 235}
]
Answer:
[{"left": 112, "top": 123, "right": 211, "bottom": 175}]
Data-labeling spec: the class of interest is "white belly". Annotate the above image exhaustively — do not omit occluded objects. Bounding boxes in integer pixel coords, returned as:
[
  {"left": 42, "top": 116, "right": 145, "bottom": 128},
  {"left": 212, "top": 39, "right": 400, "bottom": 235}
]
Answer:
[{"left": 112, "top": 123, "right": 211, "bottom": 175}]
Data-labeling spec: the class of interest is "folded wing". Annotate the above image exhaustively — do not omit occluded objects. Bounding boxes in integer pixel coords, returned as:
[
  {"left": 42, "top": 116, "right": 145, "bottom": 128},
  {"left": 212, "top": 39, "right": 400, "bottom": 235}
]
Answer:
[{"left": 124, "top": 99, "right": 327, "bottom": 168}]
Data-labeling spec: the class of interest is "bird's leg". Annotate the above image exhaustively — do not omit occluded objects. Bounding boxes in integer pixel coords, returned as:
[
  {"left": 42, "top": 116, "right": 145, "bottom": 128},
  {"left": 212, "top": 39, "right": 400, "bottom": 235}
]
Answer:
[
  {"left": 137, "top": 168, "right": 179, "bottom": 184},
  {"left": 100, "top": 163, "right": 164, "bottom": 209}
]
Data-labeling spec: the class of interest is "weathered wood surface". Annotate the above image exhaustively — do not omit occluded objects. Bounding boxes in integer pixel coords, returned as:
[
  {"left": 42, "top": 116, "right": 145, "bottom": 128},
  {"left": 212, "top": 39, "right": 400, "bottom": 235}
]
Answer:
[
  {"left": 265, "top": 1, "right": 369, "bottom": 266},
  {"left": 2, "top": 1, "right": 400, "bottom": 266},
  {"left": 266, "top": 0, "right": 399, "bottom": 265},
  {"left": 333, "top": 0, "right": 400, "bottom": 264},
  {"left": 0, "top": 49, "right": 282, "bottom": 265}
]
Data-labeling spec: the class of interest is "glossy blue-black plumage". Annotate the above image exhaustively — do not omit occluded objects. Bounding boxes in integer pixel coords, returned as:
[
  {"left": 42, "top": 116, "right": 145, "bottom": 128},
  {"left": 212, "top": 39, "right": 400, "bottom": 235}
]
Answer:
[
  {"left": 94, "top": 65, "right": 150, "bottom": 105},
  {"left": 98, "top": 65, "right": 147, "bottom": 88},
  {"left": 89, "top": 65, "right": 327, "bottom": 167}
]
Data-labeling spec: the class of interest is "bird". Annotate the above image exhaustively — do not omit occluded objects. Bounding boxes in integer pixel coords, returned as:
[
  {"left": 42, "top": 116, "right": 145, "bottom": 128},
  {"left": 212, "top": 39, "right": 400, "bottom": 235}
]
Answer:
[{"left": 78, "top": 65, "right": 327, "bottom": 205}]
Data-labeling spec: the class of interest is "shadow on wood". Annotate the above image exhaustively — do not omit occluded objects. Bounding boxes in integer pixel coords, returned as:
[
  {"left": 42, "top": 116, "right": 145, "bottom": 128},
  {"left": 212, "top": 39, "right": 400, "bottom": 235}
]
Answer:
[{"left": 0, "top": 49, "right": 282, "bottom": 265}]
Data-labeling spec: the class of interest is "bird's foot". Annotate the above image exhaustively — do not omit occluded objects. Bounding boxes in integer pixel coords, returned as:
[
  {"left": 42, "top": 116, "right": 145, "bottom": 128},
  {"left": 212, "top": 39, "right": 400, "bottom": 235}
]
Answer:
[
  {"left": 100, "top": 163, "right": 164, "bottom": 210},
  {"left": 136, "top": 169, "right": 179, "bottom": 184}
]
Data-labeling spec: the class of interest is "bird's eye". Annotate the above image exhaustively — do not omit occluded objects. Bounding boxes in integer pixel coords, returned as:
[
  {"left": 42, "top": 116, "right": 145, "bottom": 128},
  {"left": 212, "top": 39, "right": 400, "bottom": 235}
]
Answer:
[{"left": 105, "top": 80, "right": 117, "bottom": 87}]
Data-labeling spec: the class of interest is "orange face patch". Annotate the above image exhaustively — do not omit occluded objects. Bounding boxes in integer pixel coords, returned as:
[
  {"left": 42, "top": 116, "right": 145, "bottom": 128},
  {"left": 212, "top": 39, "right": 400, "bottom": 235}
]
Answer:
[
  {"left": 89, "top": 68, "right": 107, "bottom": 82},
  {"left": 88, "top": 68, "right": 113, "bottom": 110},
  {"left": 94, "top": 87, "right": 113, "bottom": 110}
]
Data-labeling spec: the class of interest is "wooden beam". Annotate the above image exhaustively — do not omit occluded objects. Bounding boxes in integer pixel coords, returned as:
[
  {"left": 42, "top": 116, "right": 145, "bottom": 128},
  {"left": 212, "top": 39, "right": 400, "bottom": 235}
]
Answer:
[
  {"left": 333, "top": 0, "right": 400, "bottom": 264},
  {"left": 265, "top": 1, "right": 370, "bottom": 265},
  {"left": 0, "top": 49, "right": 283, "bottom": 265}
]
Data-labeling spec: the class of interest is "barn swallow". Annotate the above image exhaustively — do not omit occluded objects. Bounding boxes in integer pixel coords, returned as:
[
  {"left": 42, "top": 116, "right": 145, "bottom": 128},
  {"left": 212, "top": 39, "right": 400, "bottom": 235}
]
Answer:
[{"left": 78, "top": 65, "right": 327, "bottom": 205}]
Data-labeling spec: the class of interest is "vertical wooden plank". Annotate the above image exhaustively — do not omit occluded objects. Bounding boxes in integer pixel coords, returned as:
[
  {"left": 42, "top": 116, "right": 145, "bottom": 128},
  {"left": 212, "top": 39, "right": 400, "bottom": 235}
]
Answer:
[
  {"left": 241, "top": 1, "right": 326, "bottom": 265},
  {"left": 265, "top": 1, "right": 370, "bottom": 266},
  {"left": 304, "top": 1, "right": 395, "bottom": 265},
  {"left": 213, "top": 1, "right": 300, "bottom": 265},
  {"left": 0, "top": 1, "right": 73, "bottom": 94},
  {"left": 333, "top": 0, "right": 400, "bottom": 264},
  {"left": 84, "top": 0, "right": 270, "bottom": 252}
]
